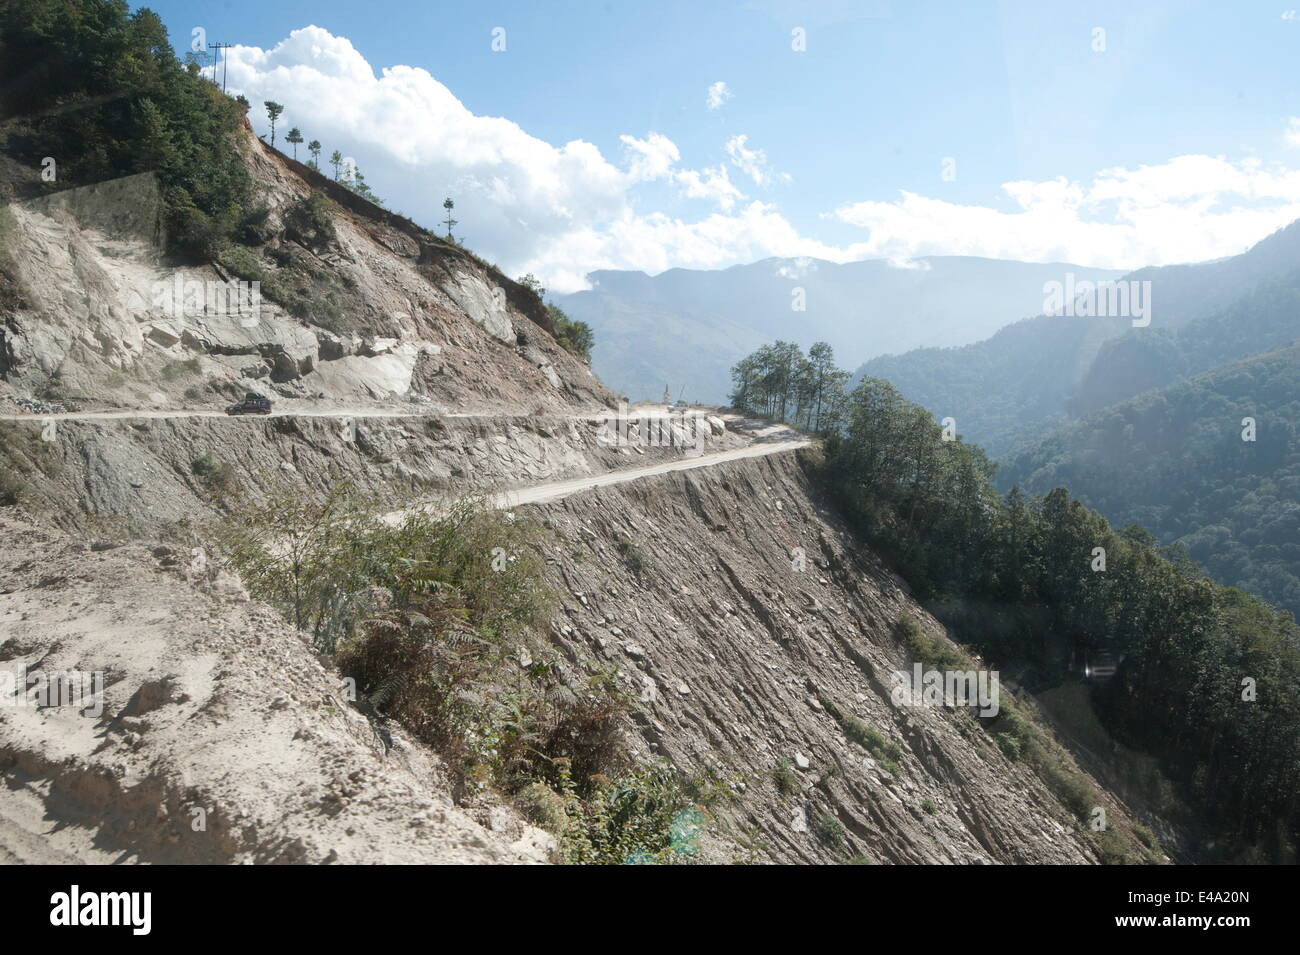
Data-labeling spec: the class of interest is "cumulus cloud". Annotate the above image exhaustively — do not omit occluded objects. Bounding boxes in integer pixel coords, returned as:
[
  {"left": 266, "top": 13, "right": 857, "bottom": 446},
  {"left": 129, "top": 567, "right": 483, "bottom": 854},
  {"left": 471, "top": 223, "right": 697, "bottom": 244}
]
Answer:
[
  {"left": 706, "top": 81, "right": 732, "bottom": 110},
  {"left": 725, "top": 134, "right": 787, "bottom": 186},
  {"left": 525, "top": 201, "right": 862, "bottom": 294},
  {"left": 673, "top": 165, "right": 745, "bottom": 211},
  {"left": 222, "top": 27, "right": 824, "bottom": 292},
  {"left": 221, "top": 26, "right": 1300, "bottom": 292},
  {"left": 621, "top": 132, "right": 679, "bottom": 182},
  {"left": 831, "top": 154, "right": 1300, "bottom": 269}
]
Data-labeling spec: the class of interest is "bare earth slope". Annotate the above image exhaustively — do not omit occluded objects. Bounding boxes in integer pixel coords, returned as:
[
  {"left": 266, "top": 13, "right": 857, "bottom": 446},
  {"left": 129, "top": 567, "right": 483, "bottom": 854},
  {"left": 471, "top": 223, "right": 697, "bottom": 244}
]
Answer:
[{"left": 0, "top": 514, "right": 551, "bottom": 864}]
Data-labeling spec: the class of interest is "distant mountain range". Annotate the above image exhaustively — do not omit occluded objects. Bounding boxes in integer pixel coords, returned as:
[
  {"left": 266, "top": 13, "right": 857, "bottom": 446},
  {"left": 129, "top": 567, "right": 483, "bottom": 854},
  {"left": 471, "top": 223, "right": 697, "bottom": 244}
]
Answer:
[
  {"left": 854, "top": 219, "right": 1300, "bottom": 457},
  {"left": 553, "top": 256, "right": 1122, "bottom": 404}
]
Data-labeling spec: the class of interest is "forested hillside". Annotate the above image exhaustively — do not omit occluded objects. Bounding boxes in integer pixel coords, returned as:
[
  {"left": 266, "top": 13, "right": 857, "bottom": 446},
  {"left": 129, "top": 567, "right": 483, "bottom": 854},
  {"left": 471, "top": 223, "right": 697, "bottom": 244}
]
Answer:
[
  {"left": 1001, "top": 344, "right": 1300, "bottom": 619},
  {"left": 0, "top": 0, "right": 250, "bottom": 258},
  {"left": 731, "top": 344, "right": 1300, "bottom": 861},
  {"left": 853, "top": 314, "right": 1128, "bottom": 457},
  {"left": 1068, "top": 266, "right": 1300, "bottom": 417}
]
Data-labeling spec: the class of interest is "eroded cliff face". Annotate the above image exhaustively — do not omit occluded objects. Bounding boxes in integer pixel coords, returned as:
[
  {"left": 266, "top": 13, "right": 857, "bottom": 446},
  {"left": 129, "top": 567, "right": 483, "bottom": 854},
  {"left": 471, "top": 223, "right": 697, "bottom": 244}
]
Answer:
[
  {"left": 0, "top": 130, "right": 613, "bottom": 415},
  {"left": 529, "top": 451, "right": 1149, "bottom": 864},
  {"left": 0, "top": 442, "right": 1151, "bottom": 865}
]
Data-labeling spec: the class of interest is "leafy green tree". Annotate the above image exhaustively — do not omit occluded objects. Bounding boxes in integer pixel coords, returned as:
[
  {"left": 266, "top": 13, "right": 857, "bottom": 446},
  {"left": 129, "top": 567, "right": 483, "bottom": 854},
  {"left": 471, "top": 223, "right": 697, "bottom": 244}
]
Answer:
[
  {"left": 307, "top": 139, "right": 321, "bottom": 170},
  {"left": 443, "top": 197, "right": 458, "bottom": 241},
  {"left": 0, "top": 0, "right": 250, "bottom": 258},
  {"left": 547, "top": 304, "right": 594, "bottom": 363},
  {"left": 329, "top": 149, "right": 343, "bottom": 180},
  {"left": 285, "top": 126, "right": 303, "bottom": 160},
  {"left": 518, "top": 273, "right": 545, "bottom": 298}
]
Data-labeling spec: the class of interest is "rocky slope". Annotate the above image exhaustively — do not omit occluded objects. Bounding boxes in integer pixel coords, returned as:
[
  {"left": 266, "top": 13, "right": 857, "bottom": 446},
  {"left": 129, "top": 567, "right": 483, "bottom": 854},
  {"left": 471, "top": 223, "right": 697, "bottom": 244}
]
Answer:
[
  {"left": 530, "top": 451, "right": 1157, "bottom": 863},
  {"left": 0, "top": 127, "right": 613, "bottom": 415},
  {"left": 0, "top": 445, "right": 1159, "bottom": 864}
]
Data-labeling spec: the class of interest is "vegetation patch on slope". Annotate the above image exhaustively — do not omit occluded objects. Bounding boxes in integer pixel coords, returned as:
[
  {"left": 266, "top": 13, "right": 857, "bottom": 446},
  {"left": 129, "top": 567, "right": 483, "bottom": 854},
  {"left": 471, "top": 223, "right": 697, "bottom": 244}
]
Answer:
[{"left": 212, "top": 485, "right": 708, "bottom": 863}]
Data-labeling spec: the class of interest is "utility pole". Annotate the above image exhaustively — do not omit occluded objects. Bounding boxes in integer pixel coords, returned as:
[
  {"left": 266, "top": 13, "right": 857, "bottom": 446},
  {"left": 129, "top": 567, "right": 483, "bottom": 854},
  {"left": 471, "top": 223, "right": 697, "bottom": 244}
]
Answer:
[{"left": 208, "top": 43, "right": 232, "bottom": 93}]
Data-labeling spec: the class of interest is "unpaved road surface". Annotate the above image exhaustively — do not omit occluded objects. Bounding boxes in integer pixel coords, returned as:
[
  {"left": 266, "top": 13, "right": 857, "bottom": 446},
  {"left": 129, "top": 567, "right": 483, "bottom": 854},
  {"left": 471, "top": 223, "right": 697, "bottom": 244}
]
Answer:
[
  {"left": 387, "top": 437, "right": 811, "bottom": 521},
  {"left": 0, "top": 401, "right": 705, "bottom": 423},
  {"left": 493, "top": 438, "right": 811, "bottom": 508}
]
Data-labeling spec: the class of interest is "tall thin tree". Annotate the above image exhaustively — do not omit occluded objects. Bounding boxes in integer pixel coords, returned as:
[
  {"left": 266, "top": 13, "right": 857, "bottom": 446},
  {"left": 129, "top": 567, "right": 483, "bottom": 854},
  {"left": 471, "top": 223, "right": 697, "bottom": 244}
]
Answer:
[
  {"left": 442, "top": 197, "right": 458, "bottom": 241},
  {"left": 264, "top": 101, "right": 284, "bottom": 146}
]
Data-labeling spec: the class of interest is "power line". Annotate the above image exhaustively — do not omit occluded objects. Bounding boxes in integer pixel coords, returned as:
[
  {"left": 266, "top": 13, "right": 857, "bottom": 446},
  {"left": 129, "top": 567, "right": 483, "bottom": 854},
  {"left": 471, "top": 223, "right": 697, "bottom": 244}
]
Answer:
[{"left": 208, "top": 43, "right": 232, "bottom": 93}]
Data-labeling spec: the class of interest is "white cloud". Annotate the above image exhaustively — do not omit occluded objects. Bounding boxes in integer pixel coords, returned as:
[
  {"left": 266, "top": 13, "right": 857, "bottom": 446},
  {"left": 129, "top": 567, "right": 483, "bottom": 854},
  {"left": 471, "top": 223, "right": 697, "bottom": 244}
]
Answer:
[
  {"left": 831, "top": 153, "right": 1300, "bottom": 269},
  {"left": 222, "top": 27, "right": 1300, "bottom": 292},
  {"left": 673, "top": 165, "right": 745, "bottom": 211},
  {"left": 706, "top": 81, "right": 732, "bottom": 111},
  {"left": 525, "top": 201, "right": 858, "bottom": 294},
  {"left": 224, "top": 27, "right": 822, "bottom": 292},
  {"left": 725, "top": 134, "right": 788, "bottom": 187},
  {"left": 1287, "top": 117, "right": 1300, "bottom": 148},
  {"left": 620, "top": 132, "right": 679, "bottom": 182}
]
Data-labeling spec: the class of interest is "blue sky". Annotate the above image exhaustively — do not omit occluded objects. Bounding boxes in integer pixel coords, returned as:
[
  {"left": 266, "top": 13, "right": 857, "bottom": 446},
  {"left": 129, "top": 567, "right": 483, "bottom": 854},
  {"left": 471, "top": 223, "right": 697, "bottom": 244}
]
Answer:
[{"left": 139, "top": 0, "right": 1300, "bottom": 289}]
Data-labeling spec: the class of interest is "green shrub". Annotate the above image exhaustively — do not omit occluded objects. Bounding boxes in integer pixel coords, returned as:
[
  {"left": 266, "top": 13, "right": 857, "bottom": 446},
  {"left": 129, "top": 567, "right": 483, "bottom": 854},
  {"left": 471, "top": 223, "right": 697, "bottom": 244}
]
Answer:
[
  {"left": 284, "top": 192, "right": 337, "bottom": 251},
  {"left": 987, "top": 703, "right": 1033, "bottom": 761},
  {"left": 217, "top": 244, "right": 265, "bottom": 283},
  {"left": 616, "top": 537, "right": 651, "bottom": 576},
  {"left": 547, "top": 304, "right": 594, "bottom": 362},
  {"left": 921, "top": 798, "right": 937, "bottom": 814},
  {"left": 517, "top": 781, "right": 569, "bottom": 833},
  {"left": 556, "top": 762, "right": 704, "bottom": 865},
  {"left": 1134, "top": 825, "right": 1157, "bottom": 849},
  {"left": 814, "top": 813, "right": 845, "bottom": 850},
  {"left": 1096, "top": 826, "right": 1138, "bottom": 865},
  {"left": 191, "top": 452, "right": 235, "bottom": 493},
  {"left": 0, "top": 469, "right": 25, "bottom": 506},
  {"left": 894, "top": 615, "right": 971, "bottom": 671},
  {"left": 821, "top": 698, "right": 901, "bottom": 775},
  {"left": 237, "top": 203, "right": 274, "bottom": 245},
  {"left": 774, "top": 759, "right": 800, "bottom": 796}
]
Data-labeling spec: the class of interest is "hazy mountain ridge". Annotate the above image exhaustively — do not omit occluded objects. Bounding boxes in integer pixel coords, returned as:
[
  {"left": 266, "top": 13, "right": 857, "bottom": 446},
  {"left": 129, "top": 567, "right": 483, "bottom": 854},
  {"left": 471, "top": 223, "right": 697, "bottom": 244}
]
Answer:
[
  {"left": 556, "top": 256, "right": 1123, "bottom": 404},
  {"left": 854, "top": 219, "right": 1300, "bottom": 457}
]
